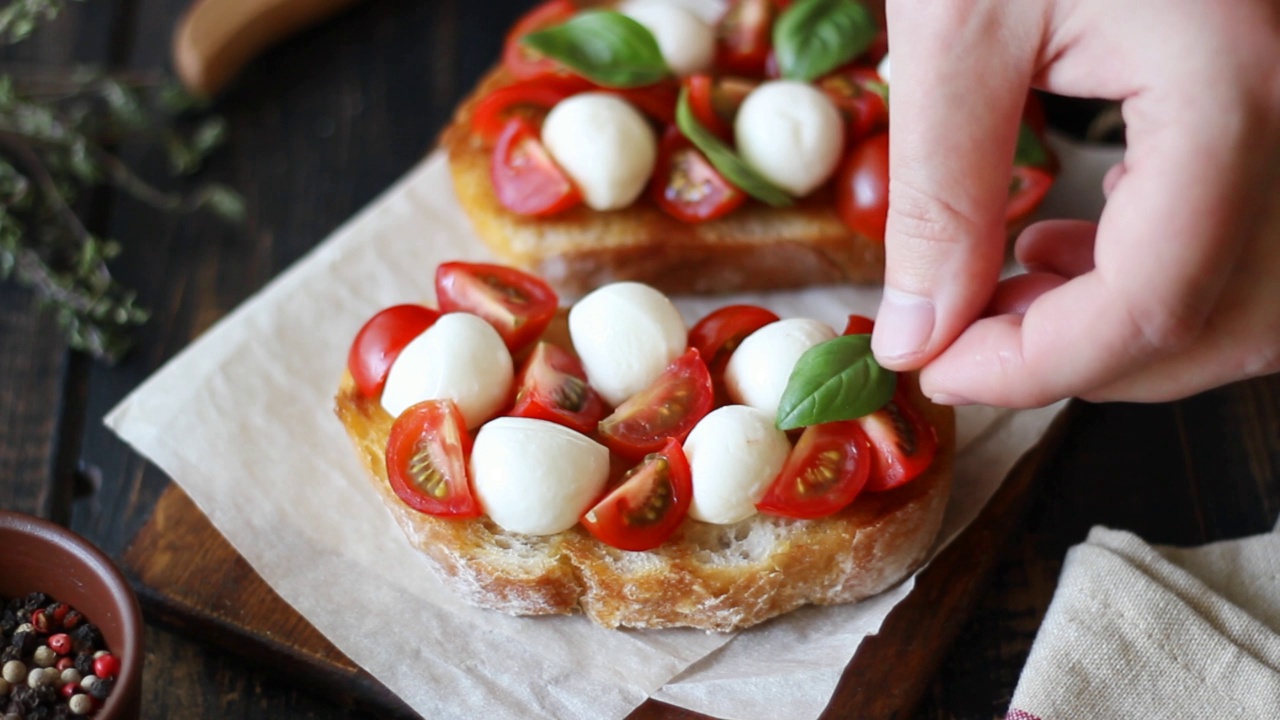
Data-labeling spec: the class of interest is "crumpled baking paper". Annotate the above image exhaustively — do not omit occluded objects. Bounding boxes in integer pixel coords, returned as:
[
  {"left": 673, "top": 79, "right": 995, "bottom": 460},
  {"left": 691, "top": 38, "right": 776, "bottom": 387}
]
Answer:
[{"left": 106, "top": 132, "right": 1118, "bottom": 719}]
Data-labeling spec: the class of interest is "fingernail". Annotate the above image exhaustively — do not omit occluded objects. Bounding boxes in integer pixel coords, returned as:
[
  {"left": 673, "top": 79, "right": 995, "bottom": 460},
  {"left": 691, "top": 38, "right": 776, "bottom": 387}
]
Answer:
[
  {"left": 928, "top": 393, "right": 974, "bottom": 406},
  {"left": 872, "top": 288, "right": 935, "bottom": 362}
]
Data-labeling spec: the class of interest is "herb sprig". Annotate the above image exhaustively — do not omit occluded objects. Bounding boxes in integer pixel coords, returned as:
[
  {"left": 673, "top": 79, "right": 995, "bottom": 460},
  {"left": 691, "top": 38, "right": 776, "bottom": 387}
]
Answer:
[{"left": 0, "top": 1, "right": 242, "bottom": 362}]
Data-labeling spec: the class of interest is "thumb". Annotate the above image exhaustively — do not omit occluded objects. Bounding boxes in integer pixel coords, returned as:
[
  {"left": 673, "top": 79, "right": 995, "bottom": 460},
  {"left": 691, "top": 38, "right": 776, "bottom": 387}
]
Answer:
[{"left": 872, "top": 0, "right": 1041, "bottom": 372}]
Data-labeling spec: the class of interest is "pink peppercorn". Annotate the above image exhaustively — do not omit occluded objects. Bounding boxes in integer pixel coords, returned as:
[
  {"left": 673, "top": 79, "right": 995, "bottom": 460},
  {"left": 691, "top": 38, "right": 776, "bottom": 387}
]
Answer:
[
  {"left": 60, "top": 681, "right": 79, "bottom": 699},
  {"left": 92, "top": 653, "right": 120, "bottom": 680},
  {"left": 48, "top": 633, "right": 72, "bottom": 655}
]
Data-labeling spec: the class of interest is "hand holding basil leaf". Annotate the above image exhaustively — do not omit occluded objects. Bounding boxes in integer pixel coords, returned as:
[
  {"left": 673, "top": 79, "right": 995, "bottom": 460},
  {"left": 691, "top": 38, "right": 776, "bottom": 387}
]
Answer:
[
  {"left": 675, "top": 88, "right": 793, "bottom": 207},
  {"left": 774, "top": 0, "right": 878, "bottom": 83},
  {"left": 776, "top": 334, "right": 896, "bottom": 430},
  {"left": 521, "top": 11, "right": 670, "bottom": 89}
]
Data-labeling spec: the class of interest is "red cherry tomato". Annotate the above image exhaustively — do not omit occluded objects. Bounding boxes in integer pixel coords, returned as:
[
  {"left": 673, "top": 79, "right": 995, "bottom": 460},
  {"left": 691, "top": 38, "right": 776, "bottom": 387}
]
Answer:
[
  {"left": 683, "top": 74, "right": 757, "bottom": 141},
  {"left": 651, "top": 126, "right": 747, "bottom": 223},
  {"left": 580, "top": 438, "right": 692, "bottom": 551},
  {"left": 472, "top": 75, "right": 595, "bottom": 142},
  {"left": 1006, "top": 165, "right": 1055, "bottom": 225},
  {"left": 348, "top": 304, "right": 441, "bottom": 398},
  {"left": 817, "top": 66, "right": 888, "bottom": 142},
  {"left": 757, "top": 420, "right": 873, "bottom": 519},
  {"left": 502, "top": 0, "right": 577, "bottom": 80},
  {"left": 862, "top": 30, "right": 889, "bottom": 66},
  {"left": 598, "top": 348, "right": 714, "bottom": 461},
  {"left": 435, "top": 261, "right": 559, "bottom": 353},
  {"left": 715, "top": 0, "right": 779, "bottom": 75},
  {"left": 510, "top": 342, "right": 607, "bottom": 435},
  {"left": 858, "top": 388, "right": 938, "bottom": 492},
  {"left": 491, "top": 116, "right": 583, "bottom": 218},
  {"left": 608, "top": 80, "right": 680, "bottom": 126},
  {"left": 835, "top": 131, "right": 890, "bottom": 242},
  {"left": 688, "top": 304, "right": 779, "bottom": 373},
  {"left": 841, "top": 314, "right": 875, "bottom": 335},
  {"left": 386, "top": 400, "right": 481, "bottom": 517}
]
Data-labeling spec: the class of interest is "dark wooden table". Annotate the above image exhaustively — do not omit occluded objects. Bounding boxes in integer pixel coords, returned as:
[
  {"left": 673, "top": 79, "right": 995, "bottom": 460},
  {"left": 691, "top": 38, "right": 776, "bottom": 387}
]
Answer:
[{"left": 2, "top": 1, "right": 1278, "bottom": 718}]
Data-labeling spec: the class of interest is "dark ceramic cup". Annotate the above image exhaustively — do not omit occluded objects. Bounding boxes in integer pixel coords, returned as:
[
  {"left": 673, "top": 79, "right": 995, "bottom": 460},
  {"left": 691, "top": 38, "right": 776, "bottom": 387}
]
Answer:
[{"left": 0, "top": 511, "right": 143, "bottom": 719}]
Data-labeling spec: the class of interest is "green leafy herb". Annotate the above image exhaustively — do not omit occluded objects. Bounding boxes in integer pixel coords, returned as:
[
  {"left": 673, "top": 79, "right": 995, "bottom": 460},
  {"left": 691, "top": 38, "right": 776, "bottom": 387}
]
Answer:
[
  {"left": 773, "top": 0, "right": 877, "bottom": 82},
  {"left": 675, "top": 87, "right": 792, "bottom": 207},
  {"left": 1014, "top": 122, "right": 1050, "bottom": 168},
  {"left": 521, "top": 10, "right": 669, "bottom": 88},
  {"left": 0, "top": 11, "right": 242, "bottom": 362},
  {"left": 775, "top": 334, "right": 896, "bottom": 430}
]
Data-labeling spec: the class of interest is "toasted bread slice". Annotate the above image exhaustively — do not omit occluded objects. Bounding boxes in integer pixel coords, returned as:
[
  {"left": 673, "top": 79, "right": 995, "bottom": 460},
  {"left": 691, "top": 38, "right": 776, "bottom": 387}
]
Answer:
[
  {"left": 334, "top": 339, "right": 954, "bottom": 631},
  {"left": 440, "top": 67, "right": 888, "bottom": 297}
]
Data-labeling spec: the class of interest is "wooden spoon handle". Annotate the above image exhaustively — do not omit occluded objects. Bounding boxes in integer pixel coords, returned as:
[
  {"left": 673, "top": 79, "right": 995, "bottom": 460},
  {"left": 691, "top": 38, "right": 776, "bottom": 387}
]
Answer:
[{"left": 173, "top": 0, "right": 367, "bottom": 97}]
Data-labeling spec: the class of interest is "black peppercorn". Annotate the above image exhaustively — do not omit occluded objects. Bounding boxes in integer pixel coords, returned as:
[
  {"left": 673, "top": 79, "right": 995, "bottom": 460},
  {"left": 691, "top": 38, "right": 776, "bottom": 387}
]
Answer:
[
  {"left": 0, "top": 647, "right": 20, "bottom": 664},
  {"left": 66, "top": 627, "right": 99, "bottom": 657},
  {"left": 20, "top": 595, "right": 47, "bottom": 613},
  {"left": 9, "top": 632, "right": 33, "bottom": 657},
  {"left": 70, "top": 656, "right": 91, "bottom": 678},
  {"left": 87, "top": 677, "right": 112, "bottom": 701}
]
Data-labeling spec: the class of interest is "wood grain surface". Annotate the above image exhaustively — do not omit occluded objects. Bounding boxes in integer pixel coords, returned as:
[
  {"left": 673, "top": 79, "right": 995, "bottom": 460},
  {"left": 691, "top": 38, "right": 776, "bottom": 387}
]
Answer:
[{"left": 2, "top": 1, "right": 1279, "bottom": 719}]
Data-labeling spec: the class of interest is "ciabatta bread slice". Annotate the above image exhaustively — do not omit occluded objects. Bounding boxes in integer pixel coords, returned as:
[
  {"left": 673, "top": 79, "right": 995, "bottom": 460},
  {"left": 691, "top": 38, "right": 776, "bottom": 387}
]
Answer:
[
  {"left": 440, "top": 67, "right": 887, "bottom": 297},
  {"left": 334, "top": 366, "right": 954, "bottom": 632}
]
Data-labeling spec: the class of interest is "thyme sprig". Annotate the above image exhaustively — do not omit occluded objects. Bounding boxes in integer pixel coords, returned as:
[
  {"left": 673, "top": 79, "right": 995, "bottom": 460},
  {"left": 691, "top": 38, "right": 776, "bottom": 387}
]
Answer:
[{"left": 0, "top": 2, "right": 242, "bottom": 362}]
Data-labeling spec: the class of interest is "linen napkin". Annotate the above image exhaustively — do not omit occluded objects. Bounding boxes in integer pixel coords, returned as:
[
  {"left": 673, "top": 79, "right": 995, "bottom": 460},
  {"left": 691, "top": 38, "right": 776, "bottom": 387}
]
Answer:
[{"left": 1007, "top": 526, "right": 1280, "bottom": 720}]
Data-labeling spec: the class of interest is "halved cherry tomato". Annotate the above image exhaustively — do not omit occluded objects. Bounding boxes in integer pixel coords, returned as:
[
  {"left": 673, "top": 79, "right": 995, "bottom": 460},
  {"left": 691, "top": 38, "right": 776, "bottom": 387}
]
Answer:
[
  {"left": 835, "top": 131, "right": 890, "bottom": 242},
  {"left": 1006, "top": 165, "right": 1055, "bottom": 225},
  {"left": 757, "top": 420, "right": 872, "bottom": 519},
  {"left": 858, "top": 388, "right": 938, "bottom": 492},
  {"left": 715, "top": 0, "right": 779, "bottom": 76},
  {"left": 609, "top": 80, "right": 679, "bottom": 126},
  {"left": 688, "top": 304, "right": 779, "bottom": 372},
  {"left": 863, "top": 30, "right": 889, "bottom": 66},
  {"left": 817, "top": 66, "right": 888, "bottom": 142},
  {"left": 580, "top": 438, "right": 692, "bottom": 551},
  {"left": 841, "top": 314, "right": 875, "bottom": 336},
  {"left": 502, "top": 0, "right": 577, "bottom": 80},
  {"left": 598, "top": 348, "right": 714, "bottom": 461},
  {"left": 435, "top": 261, "right": 559, "bottom": 353},
  {"left": 683, "top": 74, "right": 757, "bottom": 141},
  {"left": 348, "top": 304, "right": 440, "bottom": 398},
  {"left": 510, "top": 342, "right": 607, "bottom": 435},
  {"left": 385, "top": 400, "right": 481, "bottom": 517},
  {"left": 471, "top": 75, "right": 595, "bottom": 142},
  {"left": 651, "top": 126, "right": 747, "bottom": 223},
  {"left": 491, "top": 116, "right": 582, "bottom": 218}
]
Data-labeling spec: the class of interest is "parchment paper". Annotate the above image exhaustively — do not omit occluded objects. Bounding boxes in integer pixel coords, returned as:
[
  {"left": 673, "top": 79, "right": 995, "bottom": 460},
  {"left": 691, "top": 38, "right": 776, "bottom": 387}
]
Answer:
[{"left": 105, "top": 133, "right": 1120, "bottom": 719}]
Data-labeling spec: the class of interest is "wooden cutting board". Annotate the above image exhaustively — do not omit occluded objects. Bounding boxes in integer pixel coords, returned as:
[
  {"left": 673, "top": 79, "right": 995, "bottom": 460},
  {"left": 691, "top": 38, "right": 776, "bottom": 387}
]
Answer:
[{"left": 121, "top": 405, "right": 1075, "bottom": 719}]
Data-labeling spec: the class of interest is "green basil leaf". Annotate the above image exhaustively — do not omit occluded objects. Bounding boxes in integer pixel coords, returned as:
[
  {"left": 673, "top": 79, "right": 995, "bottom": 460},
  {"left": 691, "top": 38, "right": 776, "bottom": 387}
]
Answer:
[
  {"left": 520, "top": 11, "right": 669, "bottom": 88},
  {"left": 1014, "top": 122, "right": 1050, "bottom": 168},
  {"left": 774, "top": 0, "right": 878, "bottom": 82},
  {"left": 675, "top": 88, "right": 793, "bottom": 207},
  {"left": 776, "top": 334, "right": 897, "bottom": 430}
]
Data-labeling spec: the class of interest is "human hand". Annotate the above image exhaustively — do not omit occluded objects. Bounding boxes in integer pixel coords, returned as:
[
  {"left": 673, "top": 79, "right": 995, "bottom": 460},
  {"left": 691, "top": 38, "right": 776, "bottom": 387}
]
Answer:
[{"left": 870, "top": 0, "right": 1280, "bottom": 407}]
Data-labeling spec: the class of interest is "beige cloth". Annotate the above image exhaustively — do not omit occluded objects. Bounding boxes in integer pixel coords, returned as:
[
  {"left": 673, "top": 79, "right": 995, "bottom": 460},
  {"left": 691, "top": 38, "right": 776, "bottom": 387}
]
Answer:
[{"left": 1008, "top": 526, "right": 1280, "bottom": 720}]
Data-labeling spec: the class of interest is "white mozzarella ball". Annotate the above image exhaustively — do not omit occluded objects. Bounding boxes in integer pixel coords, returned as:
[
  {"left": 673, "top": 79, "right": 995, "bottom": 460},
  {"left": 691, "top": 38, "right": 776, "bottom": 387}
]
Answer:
[
  {"left": 734, "top": 80, "right": 845, "bottom": 197},
  {"left": 380, "top": 313, "right": 514, "bottom": 429},
  {"left": 684, "top": 405, "right": 791, "bottom": 524},
  {"left": 876, "top": 53, "right": 891, "bottom": 83},
  {"left": 724, "top": 318, "right": 836, "bottom": 418},
  {"left": 471, "top": 417, "right": 611, "bottom": 535},
  {"left": 619, "top": 0, "right": 715, "bottom": 76},
  {"left": 542, "top": 93, "right": 657, "bottom": 211},
  {"left": 568, "top": 282, "right": 687, "bottom": 407}
]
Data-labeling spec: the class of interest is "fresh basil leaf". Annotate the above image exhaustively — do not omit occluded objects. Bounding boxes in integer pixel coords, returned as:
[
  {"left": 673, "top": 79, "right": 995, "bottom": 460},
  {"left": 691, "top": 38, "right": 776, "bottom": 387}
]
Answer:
[
  {"left": 520, "top": 11, "right": 669, "bottom": 88},
  {"left": 774, "top": 0, "right": 878, "bottom": 83},
  {"left": 675, "top": 88, "right": 793, "bottom": 207},
  {"left": 1015, "top": 122, "right": 1050, "bottom": 168},
  {"left": 776, "top": 334, "right": 896, "bottom": 430}
]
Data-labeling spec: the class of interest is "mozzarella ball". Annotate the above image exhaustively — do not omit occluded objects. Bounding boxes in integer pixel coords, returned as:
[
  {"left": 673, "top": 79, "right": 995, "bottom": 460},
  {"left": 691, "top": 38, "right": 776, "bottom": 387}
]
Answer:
[
  {"left": 542, "top": 93, "right": 657, "bottom": 211},
  {"left": 876, "top": 53, "right": 891, "bottom": 83},
  {"left": 684, "top": 406, "right": 791, "bottom": 524},
  {"left": 724, "top": 318, "right": 836, "bottom": 418},
  {"left": 471, "top": 417, "right": 611, "bottom": 535},
  {"left": 619, "top": 0, "right": 715, "bottom": 76},
  {"left": 381, "top": 313, "right": 514, "bottom": 429},
  {"left": 734, "top": 80, "right": 845, "bottom": 196},
  {"left": 568, "top": 282, "right": 687, "bottom": 407}
]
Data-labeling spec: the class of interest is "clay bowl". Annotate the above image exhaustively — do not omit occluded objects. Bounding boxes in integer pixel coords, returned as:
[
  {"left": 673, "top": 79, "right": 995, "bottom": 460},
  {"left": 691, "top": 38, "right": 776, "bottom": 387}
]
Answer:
[{"left": 0, "top": 511, "right": 142, "bottom": 719}]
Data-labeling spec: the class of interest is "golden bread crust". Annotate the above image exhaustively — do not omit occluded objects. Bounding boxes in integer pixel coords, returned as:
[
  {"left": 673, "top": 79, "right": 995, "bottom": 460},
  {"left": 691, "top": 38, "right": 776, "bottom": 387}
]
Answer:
[
  {"left": 440, "top": 67, "right": 887, "bottom": 297},
  {"left": 334, "top": 363, "right": 954, "bottom": 631}
]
